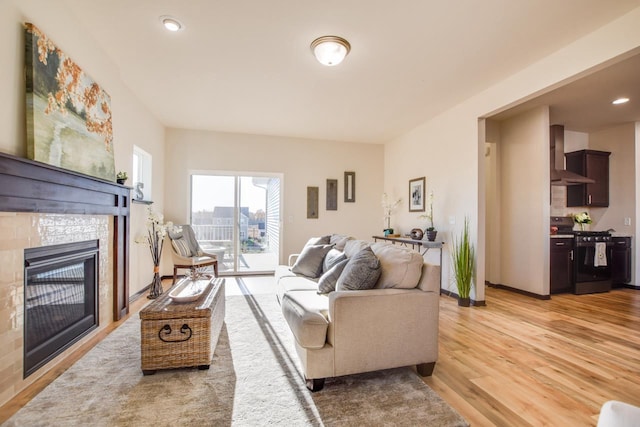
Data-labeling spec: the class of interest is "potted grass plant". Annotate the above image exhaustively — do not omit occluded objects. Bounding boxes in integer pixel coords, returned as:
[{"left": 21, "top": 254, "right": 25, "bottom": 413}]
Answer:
[{"left": 451, "top": 216, "right": 475, "bottom": 307}]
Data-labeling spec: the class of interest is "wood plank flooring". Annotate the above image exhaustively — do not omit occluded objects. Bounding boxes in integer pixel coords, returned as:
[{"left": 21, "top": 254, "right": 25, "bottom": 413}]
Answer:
[
  {"left": 425, "top": 286, "right": 640, "bottom": 426},
  {"left": 1, "top": 281, "right": 638, "bottom": 426}
]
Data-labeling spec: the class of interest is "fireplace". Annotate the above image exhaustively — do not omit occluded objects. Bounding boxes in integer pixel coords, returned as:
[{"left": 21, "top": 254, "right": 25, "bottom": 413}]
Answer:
[{"left": 24, "top": 240, "right": 99, "bottom": 377}]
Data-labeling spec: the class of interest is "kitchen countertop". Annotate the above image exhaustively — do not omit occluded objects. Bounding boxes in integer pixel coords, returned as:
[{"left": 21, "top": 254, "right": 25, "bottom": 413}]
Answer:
[{"left": 550, "top": 234, "right": 574, "bottom": 238}]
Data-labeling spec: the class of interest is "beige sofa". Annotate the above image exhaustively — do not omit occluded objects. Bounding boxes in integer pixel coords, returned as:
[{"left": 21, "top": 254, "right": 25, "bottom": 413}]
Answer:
[{"left": 275, "top": 236, "right": 441, "bottom": 391}]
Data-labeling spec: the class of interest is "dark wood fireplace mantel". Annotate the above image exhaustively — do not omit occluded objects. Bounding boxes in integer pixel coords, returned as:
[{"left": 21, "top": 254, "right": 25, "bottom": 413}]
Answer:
[{"left": 0, "top": 151, "right": 130, "bottom": 320}]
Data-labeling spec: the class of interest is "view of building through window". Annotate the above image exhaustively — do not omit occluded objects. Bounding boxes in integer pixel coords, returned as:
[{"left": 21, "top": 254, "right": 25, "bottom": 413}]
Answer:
[{"left": 190, "top": 174, "right": 280, "bottom": 274}]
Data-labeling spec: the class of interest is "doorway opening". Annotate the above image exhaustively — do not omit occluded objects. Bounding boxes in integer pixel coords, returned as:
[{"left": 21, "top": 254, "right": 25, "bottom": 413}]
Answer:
[{"left": 190, "top": 173, "right": 281, "bottom": 275}]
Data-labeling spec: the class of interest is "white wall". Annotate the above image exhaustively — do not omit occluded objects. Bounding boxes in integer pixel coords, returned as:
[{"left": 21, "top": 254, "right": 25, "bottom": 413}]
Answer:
[
  {"left": 384, "top": 6, "right": 640, "bottom": 301},
  {"left": 0, "top": 0, "right": 166, "bottom": 297},
  {"left": 499, "top": 106, "right": 550, "bottom": 295},
  {"left": 164, "top": 128, "right": 384, "bottom": 262}
]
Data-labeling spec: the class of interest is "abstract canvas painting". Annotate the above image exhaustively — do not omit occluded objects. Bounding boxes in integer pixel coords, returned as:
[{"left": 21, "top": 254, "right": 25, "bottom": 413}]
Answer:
[{"left": 25, "top": 23, "right": 115, "bottom": 181}]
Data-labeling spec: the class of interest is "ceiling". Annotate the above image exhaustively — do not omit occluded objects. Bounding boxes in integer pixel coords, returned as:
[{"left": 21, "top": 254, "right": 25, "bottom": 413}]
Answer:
[{"left": 61, "top": 0, "right": 640, "bottom": 143}]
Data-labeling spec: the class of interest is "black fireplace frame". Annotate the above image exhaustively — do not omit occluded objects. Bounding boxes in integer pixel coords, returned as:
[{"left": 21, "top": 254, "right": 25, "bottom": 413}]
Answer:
[{"left": 24, "top": 240, "right": 99, "bottom": 377}]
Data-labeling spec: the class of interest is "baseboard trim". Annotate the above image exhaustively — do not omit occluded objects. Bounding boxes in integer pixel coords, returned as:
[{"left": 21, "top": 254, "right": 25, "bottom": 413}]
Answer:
[
  {"left": 129, "top": 285, "right": 150, "bottom": 304},
  {"left": 440, "top": 288, "right": 486, "bottom": 306},
  {"left": 486, "top": 281, "right": 551, "bottom": 300}
]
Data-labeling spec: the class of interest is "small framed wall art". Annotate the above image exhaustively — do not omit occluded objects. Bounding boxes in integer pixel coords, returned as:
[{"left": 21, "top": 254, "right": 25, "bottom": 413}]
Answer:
[
  {"left": 307, "top": 186, "right": 319, "bottom": 219},
  {"left": 344, "top": 171, "right": 356, "bottom": 203},
  {"left": 409, "top": 177, "right": 425, "bottom": 212},
  {"left": 326, "top": 179, "right": 338, "bottom": 210}
]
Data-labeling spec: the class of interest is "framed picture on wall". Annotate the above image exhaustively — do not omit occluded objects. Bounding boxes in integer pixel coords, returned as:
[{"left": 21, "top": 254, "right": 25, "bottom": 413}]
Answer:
[{"left": 409, "top": 177, "right": 425, "bottom": 212}]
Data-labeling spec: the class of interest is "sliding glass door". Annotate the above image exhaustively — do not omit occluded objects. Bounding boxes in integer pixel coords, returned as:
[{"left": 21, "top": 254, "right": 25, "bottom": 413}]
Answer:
[{"left": 190, "top": 173, "right": 281, "bottom": 275}]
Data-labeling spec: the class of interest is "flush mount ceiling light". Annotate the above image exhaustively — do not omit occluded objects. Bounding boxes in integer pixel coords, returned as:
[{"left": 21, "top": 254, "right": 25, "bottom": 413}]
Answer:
[
  {"left": 310, "top": 36, "right": 351, "bottom": 66},
  {"left": 612, "top": 97, "right": 630, "bottom": 105},
  {"left": 160, "top": 16, "right": 183, "bottom": 32}
]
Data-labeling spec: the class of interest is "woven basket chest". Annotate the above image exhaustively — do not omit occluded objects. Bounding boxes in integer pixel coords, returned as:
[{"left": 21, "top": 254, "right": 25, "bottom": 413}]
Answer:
[{"left": 139, "top": 277, "right": 225, "bottom": 374}]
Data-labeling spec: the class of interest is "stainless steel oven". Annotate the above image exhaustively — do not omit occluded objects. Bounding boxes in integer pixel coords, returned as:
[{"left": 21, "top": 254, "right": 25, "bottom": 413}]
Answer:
[{"left": 573, "top": 231, "right": 613, "bottom": 294}]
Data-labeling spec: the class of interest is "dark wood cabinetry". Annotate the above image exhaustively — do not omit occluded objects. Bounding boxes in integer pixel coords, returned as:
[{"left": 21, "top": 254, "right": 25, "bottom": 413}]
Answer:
[
  {"left": 550, "top": 238, "right": 574, "bottom": 294},
  {"left": 566, "top": 150, "right": 610, "bottom": 207},
  {"left": 611, "top": 237, "right": 632, "bottom": 285}
]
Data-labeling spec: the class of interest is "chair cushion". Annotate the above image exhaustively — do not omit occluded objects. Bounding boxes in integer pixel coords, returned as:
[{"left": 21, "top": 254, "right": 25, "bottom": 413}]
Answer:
[
  {"left": 322, "top": 249, "right": 347, "bottom": 273},
  {"left": 371, "top": 242, "right": 424, "bottom": 289},
  {"left": 171, "top": 236, "right": 193, "bottom": 257},
  {"left": 317, "top": 258, "right": 349, "bottom": 294},
  {"left": 280, "top": 291, "right": 329, "bottom": 349},
  {"left": 291, "top": 244, "right": 334, "bottom": 278},
  {"left": 336, "top": 246, "right": 381, "bottom": 291}
]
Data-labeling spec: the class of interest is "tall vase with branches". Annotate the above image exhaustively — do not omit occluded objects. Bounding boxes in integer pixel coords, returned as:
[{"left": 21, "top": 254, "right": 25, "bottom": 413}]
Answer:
[
  {"left": 381, "top": 193, "right": 401, "bottom": 235},
  {"left": 451, "top": 216, "right": 475, "bottom": 306},
  {"left": 135, "top": 207, "right": 172, "bottom": 299}
]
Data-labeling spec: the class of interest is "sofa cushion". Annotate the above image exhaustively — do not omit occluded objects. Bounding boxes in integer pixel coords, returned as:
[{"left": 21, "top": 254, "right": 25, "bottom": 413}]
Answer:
[
  {"left": 371, "top": 242, "right": 424, "bottom": 289},
  {"left": 281, "top": 291, "right": 330, "bottom": 349},
  {"left": 276, "top": 275, "right": 319, "bottom": 304},
  {"left": 330, "top": 234, "right": 353, "bottom": 251},
  {"left": 322, "top": 249, "right": 347, "bottom": 273},
  {"left": 318, "top": 258, "right": 349, "bottom": 294},
  {"left": 336, "top": 246, "right": 381, "bottom": 291},
  {"left": 292, "top": 244, "right": 334, "bottom": 278},
  {"left": 343, "top": 239, "right": 370, "bottom": 259}
]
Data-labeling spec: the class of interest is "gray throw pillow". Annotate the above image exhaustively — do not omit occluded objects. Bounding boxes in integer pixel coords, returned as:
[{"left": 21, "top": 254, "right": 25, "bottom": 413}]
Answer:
[
  {"left": 322, "top": 249, "right": 347, "bottom": 273},
  {"left": 304, "top": 235, "right": 331, "bottom": 247},
  {"left": 291, "top": 244, "right": 334, "bottom": 278},
  {"left": 336, "top": 246, "right": 381, "bottom": 291},
  {"left": 317, "top": 259, "right": 349, "bottom": 294}
]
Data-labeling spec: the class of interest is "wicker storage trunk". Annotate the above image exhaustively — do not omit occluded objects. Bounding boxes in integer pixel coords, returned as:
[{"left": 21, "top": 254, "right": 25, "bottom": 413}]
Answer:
[{"left": 139, "top": 277, "right": 225, "bottom": 374}]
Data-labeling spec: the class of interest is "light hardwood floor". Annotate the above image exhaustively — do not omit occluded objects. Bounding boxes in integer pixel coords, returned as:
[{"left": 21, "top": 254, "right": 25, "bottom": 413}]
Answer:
[
  {"left": 425, "top": 286, "right": 640, "bottom": 426},
  {"left": 1, "top": 281, "right": 638, "bottom": 426}
]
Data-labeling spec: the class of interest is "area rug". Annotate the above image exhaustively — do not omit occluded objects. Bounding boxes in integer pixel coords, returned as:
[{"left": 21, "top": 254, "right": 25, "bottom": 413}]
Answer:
[{"left": 4, "top": 294, "right": 468, "bottom": 426}]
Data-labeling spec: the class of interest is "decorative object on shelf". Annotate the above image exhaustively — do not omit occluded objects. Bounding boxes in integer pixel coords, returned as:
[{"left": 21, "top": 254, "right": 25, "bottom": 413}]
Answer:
[
  {"left": 382, "top": 193, "right": 401, "bottom": 235},
  {"left": 418, "top": 190, "right": 437, "bottom": 241},
  {"left": 134, "top": 182, "right": 144, "bottom": 200},
  {"left": 344, "top": 171, "right": 356, "bottom": 203},
  {"left": 326, "top": 179, "right": 338, "bottom": 210},
  {"left": 116, "top": 171, "right": 128, "bottom": 185},
  {"left": 451, "top": 217, "right": 474, "bottom": 307},
  {"left": 307, "top": 186, "right": 319, "bottom": 219},
  {"left": 573, "top": 211, "right": 592, "bottom": 231},
  {"left": 135, "top": 206, "right": 173, "bottom": 299},
  {"left": 409, "top": 177, "right": 425, "bottom": 212},
  {"left": 409, "top": 228, "right": 423, "bottom": 240},
  {"left": 24, "top": 23, "right": 115, "bottom": 182}
]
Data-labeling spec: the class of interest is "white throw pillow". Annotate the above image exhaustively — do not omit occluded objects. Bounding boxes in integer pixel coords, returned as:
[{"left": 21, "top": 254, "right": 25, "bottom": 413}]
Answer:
[
  {"left": 292, "top": 244, "right": 334, "bottom": 278},
  {"left": 371, "top": 242, "right": 423, "bottom": 289}
]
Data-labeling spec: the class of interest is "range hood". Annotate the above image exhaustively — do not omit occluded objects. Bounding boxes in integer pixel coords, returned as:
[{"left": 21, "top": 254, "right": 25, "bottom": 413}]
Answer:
[{"left": 550, "top": 124, "right": 595, "bottom": 186}]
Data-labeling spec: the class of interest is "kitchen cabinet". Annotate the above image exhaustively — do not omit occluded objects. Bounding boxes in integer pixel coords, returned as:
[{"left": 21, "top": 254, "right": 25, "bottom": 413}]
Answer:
[
  {"left": 550, "top": 237, "right": 574, "bottom": 294},
  {"left": 565, "top": 150, "right": 610, "bottom": 207},
  {"left": 611, "top": 236, "right": 632, "bottom": 285}
]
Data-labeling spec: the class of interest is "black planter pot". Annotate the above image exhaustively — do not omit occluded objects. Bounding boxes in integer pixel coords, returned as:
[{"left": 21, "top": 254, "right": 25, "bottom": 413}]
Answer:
[
  {"left": 457, "top": 297, "right": 471, "bottom": 307},
  {"left": 426, "top": 230, "right": 438, "bottom": 241},
  {"left": 117, "top": 178, "right": 126, "bottom": 185}
]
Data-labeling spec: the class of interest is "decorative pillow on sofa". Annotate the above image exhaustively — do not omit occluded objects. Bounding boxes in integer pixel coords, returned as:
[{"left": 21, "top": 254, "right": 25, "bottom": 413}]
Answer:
[
  {"left": 304, "top": 235, "right": 331, "bottom": 247},
  {"left": 292, "top": 244, "right": 334, "bottom": 278},
  {"left": 171, "top": 236, "right": 193, "bottom": 257},
  {"left": 317, "top": 259, "right": 349, "bottom": 294},
  {"left": 343, "top": 239, "right": 371, "bottom": 259},
  {"left": 322, "top": 248, "right": 347, "bottom": 273},
  {"left": 336, "top": 246, "right": 381, "bottom": 291},
  {"left": 330, "top": 234, "right": 353, "bottom": 251},
  {"left": 371, "top": 242, "right": 423, "bottom": 289}
]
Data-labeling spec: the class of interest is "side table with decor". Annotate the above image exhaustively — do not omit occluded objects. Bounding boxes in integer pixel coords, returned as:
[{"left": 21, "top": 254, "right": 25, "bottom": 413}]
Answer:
[{"left": 139, "top": 276, "right": 225, "bottom": 375}]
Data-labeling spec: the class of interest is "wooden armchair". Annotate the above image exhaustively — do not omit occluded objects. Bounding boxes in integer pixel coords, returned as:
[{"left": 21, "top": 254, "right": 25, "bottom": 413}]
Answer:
[{"left": 167, "top": 224, "right": 218, "bottom": 284}]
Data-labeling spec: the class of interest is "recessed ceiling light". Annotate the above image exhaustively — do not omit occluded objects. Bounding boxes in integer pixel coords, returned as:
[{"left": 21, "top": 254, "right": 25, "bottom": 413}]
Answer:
[
  {"left": 612, "top": 97, "right": 630, "bottom": 105},
  {"left": 160, "top": 16, "right": 183, "bottom": 32}
]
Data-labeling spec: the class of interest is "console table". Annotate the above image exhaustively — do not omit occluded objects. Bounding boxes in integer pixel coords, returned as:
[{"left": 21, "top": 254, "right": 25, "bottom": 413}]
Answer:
[{"left": 372, "top": 235, "right": 445, "bottom": 291}]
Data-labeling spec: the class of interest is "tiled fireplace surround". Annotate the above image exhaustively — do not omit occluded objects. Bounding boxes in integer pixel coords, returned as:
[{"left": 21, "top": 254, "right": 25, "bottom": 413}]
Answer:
[
  {"left": 0, "top": 152, "right": 130, "bottom": 407},
  {"left": 0, "top": 213, "right": 112, "bottom": 405}
]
